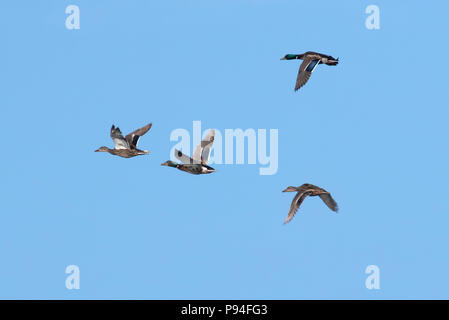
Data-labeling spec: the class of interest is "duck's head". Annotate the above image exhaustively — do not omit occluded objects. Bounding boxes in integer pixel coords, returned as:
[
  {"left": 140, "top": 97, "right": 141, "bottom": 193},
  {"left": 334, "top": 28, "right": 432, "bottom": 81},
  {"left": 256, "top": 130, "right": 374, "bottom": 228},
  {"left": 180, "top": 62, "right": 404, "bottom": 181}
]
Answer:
[
  {"left": 161, "top": 160, "right": 178, "bottom": 167},
  {"left": 282, "top": 186, "right": 298, "bottom": 192},
  {"left": 95, "top": 146, "right": 109, "bottom": 152},
  {"left": 281, "top": 54, "right": 301, "bottom": 60}
]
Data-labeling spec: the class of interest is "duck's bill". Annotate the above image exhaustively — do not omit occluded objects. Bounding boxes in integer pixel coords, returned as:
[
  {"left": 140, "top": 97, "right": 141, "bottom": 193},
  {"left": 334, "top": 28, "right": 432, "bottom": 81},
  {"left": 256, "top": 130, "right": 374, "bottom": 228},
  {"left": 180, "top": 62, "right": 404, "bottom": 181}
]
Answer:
[
  {"left": 161, "top": 162, "right": 168, "bottom": 166},
  {"left": 280, "top": 57, "right": 287, "bottom": 60}
]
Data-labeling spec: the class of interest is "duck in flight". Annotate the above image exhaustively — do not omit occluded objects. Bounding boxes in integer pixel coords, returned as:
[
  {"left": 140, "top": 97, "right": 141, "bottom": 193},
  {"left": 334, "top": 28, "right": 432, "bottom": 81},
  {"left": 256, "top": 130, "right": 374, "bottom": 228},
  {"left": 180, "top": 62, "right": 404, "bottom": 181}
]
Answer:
[
  {"left": 282, "top": 183, "right": 339, "bottom": 224},
  {"left": 95, "top": 123, "right": 152, "bottom": 158},
  {"left": 162, "top": 129, "right": 216, "bottom": 175},
  {"left": 281, "top": 51, "right": 339, "bottom": 91}
]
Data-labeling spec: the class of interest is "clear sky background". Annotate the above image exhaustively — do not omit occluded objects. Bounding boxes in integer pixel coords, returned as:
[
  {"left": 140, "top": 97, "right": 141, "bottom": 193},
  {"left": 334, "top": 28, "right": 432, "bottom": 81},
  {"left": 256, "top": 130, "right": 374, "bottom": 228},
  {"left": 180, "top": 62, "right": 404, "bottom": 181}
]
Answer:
[{"left": 1, "top": 0, "right": 448, "bottom": 299}]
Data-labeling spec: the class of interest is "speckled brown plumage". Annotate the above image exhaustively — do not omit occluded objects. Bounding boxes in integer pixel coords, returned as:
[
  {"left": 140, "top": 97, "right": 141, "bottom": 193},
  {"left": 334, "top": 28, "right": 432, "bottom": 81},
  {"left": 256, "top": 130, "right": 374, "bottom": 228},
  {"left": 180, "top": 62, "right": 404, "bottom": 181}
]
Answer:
[
  {"left": 95, "top": 123, "right": 152, "bottom": 158},
  {"left": 282, "top": 183, "right": 338, "bottom": 224}
]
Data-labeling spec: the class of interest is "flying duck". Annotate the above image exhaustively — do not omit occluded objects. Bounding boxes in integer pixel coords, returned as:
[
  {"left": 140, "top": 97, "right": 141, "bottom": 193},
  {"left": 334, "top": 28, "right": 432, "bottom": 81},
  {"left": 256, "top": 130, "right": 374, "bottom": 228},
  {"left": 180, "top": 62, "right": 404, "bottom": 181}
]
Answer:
[
  {"left": 281, "top": 51, "right": 339, "bottom": 91},
  {"left": 95, "top": 123, "right": 152, "bottom": 158},
  {"left": 162, "top": 129, "right": 216, "bottom": 175},
  {"left": 282, "top": 183, "right": 338, "bottom": 224}
]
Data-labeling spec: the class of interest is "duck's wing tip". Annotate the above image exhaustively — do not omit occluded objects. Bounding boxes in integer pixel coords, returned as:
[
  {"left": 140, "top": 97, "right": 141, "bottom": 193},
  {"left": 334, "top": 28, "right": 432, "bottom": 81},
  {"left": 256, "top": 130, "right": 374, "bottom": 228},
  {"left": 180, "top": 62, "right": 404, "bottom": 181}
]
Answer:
[
  {"left": 294, "top": 59, "right": 316, "bottom": 91},
  {"left": 125, "top": 123, "right": 152, "bottom": 148},
  {"left": 319, "top": 193, "right": 339, "bottom": 212}
]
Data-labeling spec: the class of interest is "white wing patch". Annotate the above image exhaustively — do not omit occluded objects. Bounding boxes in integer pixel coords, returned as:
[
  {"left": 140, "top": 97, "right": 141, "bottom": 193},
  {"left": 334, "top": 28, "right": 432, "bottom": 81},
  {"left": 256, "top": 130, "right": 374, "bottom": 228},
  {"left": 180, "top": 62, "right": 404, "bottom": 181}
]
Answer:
[{"left": 113, "top": 138, "right": 130, "bottom": 150}]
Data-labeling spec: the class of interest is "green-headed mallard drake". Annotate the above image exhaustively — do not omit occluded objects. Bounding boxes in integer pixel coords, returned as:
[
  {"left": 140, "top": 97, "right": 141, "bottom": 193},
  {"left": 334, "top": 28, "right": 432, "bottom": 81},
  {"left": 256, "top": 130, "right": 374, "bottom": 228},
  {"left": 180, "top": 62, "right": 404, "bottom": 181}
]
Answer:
[
  {"left": 282, "top": 183, "right": 338, "bottom": 224},
  {"left": 95, "top": 123, "right": 152, "bottom": 158},
  {"left": 162, "top": 129, "right": 216, "bottom": 175},
  {"left": 281, "top": 51, "right": 339, "bottom": 91}
]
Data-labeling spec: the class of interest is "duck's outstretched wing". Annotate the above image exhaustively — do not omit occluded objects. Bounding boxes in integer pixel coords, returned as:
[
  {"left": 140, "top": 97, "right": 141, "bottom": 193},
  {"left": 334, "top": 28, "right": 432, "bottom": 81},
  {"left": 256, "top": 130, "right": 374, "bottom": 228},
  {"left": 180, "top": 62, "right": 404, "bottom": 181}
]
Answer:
[
  {"left": 319, "top": 193, "right": 339, "bottom": 212},
  {"left": 192, "top": 129, "right": 215, "bottom": 164},
  {"left": 125, "top": 123, "right": 152, "bottom": 149},
  {"left": 284, "top": 190, "right": 311, "bottom": 224},
  {"left": 295, "top": 58, "right": 320, "bottom": 91},
  {"left": 110, "top": 125, "right": 130, "bottom": 150},
  {"left": 300, "top": 183, "right": 339, "bottom": 212},
  {"left": 175, "top": 148, "right": 195, "bottom": 164}
]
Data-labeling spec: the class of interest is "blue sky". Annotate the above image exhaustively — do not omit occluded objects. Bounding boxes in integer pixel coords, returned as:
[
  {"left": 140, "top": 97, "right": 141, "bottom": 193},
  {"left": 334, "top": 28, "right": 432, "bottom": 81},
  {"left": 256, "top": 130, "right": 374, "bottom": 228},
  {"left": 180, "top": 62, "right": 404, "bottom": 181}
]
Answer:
[{"left": 1, "top": 0, "right": 448, "bottom": 299}]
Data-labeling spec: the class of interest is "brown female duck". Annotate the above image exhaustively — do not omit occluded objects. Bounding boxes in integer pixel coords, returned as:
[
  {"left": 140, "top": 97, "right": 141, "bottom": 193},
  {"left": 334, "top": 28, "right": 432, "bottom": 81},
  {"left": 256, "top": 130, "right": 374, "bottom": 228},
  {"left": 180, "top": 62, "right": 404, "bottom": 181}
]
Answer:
[
  {"left": 95, "top": 123, "right": 152, "bottom": 158},
  {"left": 282, "top": 183, "right": 338, "bottom": 224}
]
